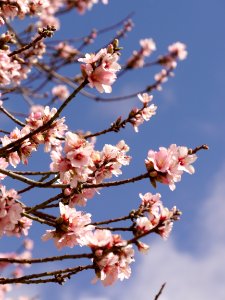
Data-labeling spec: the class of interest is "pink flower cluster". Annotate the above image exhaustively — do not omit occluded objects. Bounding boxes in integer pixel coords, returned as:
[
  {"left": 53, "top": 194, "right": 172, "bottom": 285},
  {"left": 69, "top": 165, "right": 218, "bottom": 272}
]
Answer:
[
  {"left": 0, "top": 185, "right": 31, "bottom": 237},
  {"left": 52, "top": 84, "right": 70, "bottom": 101},
  {"left": 1, "top": 106, "right": 67, "bottom": 170},
  {"left": 42, "top": 202, "right": 94, "bottom": 250},
  {"left": 127, "top": 38, "right": 156, "bottom": 68},
  {"left": 84, "top": 229, "right": 134, "bottom": 286},
  {"left": 68, "top": 0, "right": 108, "bottom": 14},
  {"left": 50, "top": 132, "right": 130, "bottom": 201},
  {"left": 0, "top": 50, "right": 24, "bottom": 86},
  {"left": 0, "top": 0, "right": 108, "bottom": 28},
  {"left": 136, "top": 192, "right": 180, "bottom": 240},
  {"left": 0, "top": 38, "right": 45, "bottom": 87},
  {"left": 55, "top": 42, "right": 78, "bottom": 60},
  {"left": 78, "top": 47, "right": 121, "bottom": 93},
  {"left": 22, "top": 39, "right": 46, "bottom": 64},
  {"left": 0, "top": 0, "right": 51, "bottom": 25},
  {"left": 145, "top": 144, "right": 197, "bottom": 190},
  {"left": 159, "top": 42, "right": 187, "bottom": 69},
  {"left": 130, "top": 93, "right": 157, "bottom": 132}
]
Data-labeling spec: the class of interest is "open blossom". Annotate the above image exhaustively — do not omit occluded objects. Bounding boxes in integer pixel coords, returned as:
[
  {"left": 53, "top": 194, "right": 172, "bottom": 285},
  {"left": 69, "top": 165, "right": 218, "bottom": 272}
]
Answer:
[
  {"left": 70, "top": 0, "right": 108, "bottom": 14},
  {"left": 139, "top": 38, "right": 156, "bottom": 56},
  {"left": 158, "top": 42, "right": 187, "bottom": 69},
  {"left": 50, "top": 133, "right": 130, "bottom": 193},
  {"left": 55, "top": 42, "right": 78, "bottom": 59},
  {"left": 145, "top": 144, "right": 197, "bottom": 190},
  {"left": 154, "top": 69, "right": 168, "bottom": 90},
  {"left": 84, "top": 230, "right": 134, "bottom": 286},
  {"left": 0, "top": 185, "right": 24, "bottom": 237},
  {"left": 79, "top": 47, "right": 121, "bottom": 93},
  {"left": 1, "top": 106, "right": 67, "bottom": 168},
  {"left": 7, "top": 216, "right": 32, "bottom": 237},
  {"left": 130, "top": 93, "right": 157, "bottom": 132},
  {"left": 136, "top": 192, "right": 181, "bottom": 239},
  {"left": 127, "top": 38, "right": 156, "bottom": 68},
  {"left": 0, "top": 49, "right": 21, "bottom": 86},
  {"left": 42, "top": 203, "right": 94, "bottom": 250},
  {"left": 52, "top": 85, "right": 70, "bottom": 101},
  {"left": 168, "top": 42, "right": 187, "bottom": 60},
  {"left": 0, "top": 0, "right": 51, "bottom": 24}
]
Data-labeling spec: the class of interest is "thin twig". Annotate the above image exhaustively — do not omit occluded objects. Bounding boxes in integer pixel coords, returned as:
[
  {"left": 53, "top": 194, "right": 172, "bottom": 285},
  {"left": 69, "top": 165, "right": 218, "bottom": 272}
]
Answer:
[{"left": 154, "top": 283, "right": 166, "bottom": 300}]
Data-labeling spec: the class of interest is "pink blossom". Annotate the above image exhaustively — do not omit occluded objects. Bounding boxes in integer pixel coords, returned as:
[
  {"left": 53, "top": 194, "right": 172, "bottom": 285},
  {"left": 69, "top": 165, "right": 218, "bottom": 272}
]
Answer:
[
  {"left": 139, "top": 38, "right": 156, "bottom": 56},
  {"left": 127, "top": 38, "right": 156, "bottom": 68},
  {"left": 89, "top": 230, "right": 135, "bottom": 286},
  {"left": 138, "top": 93, "right": 153, "bottom": 104},
  {"left": 145, "top": 144, "right": 196, "bottom": 190},
  {"left": 0, "top": 185, "right": 23, "bottom": 237},
  {"left": 135, "top": 241, "right": 149, "bottom": 254},
  {"left": 136, "top": 192, "right": 180, "bottom": 240},
  {"left": 7, "top": 216, "right": 32, "bottom": 237},
  {"left": 79, "top": 49, "right": 121, "bottom": 93},
  {"left": 168, "top": 42, "right": 188, "bottom": 60},
  {"left": 52, "top": 85, "right": 70, "bottom": 101},
  {"left": 82, "top": 229, "right": 113, "bottom": 248},
  {"left": 42, "top": 203, "right": 94, "bottom": 250},
  {"left": 55, "top": 42, "right": 78, "bottom": 59},
  {"left": 70, "top": 0, "right": 108, "bottom": 14},
  {"left": 0, "top": 158, "right": 8, "bottom": 180}
]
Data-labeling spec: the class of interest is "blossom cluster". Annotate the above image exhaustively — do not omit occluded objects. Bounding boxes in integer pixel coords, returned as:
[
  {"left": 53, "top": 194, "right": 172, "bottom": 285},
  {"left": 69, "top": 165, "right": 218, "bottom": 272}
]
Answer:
[
  {"left": 42, "top": 203, "right": 134, "bottom": 286},
  {"left": 50, "top": 132, "right": 130, "bottom": 204},
  {"left": 42, "top": 202, "right": 94, "bottom": 250},
  {"left": 130, "top": 93, "right": 157, "bottom": 132},
  {"left": 69, "top": 0, "right": 108, "bottom": 14},
  {"left": 0, "top": 0, "right": 47, "bottom": 25},
  {"left": 78, "top": 46, "right": 121, "bottom": 93},
  {"left": 145, "top": 144, "right": 197, "bottom": 190},
  {"left": 0, "top": 31, "right": 46, "bottom": 87},
  {"left": 0, "top": 49, "right": 25, "bottom": 86},
  {"left": 86, "top": 230, "right": 134, "bottom": 286},
  {"left": 55, "top": 42, "right": 78, "bottom": 60},
  {"left": 0, "top": 185, "right": 31, "bottom": 237},
  {"left": 0, "top": 0, "right": 109, "bottom": 29},
  {"left": 52, "top": 84, "right": 70, "bottom": 101},
  {"left": 0, "top": 106, "right": 67, "bottom": 169},
  {"left": 158, "top": 42, "right": 188, "bottom": 69},
  {"left": 127, "top": 38, "right": 156, "bottom": 68},
  {"left": 136, "top": 192, "right": 181, "bottom": 240}
]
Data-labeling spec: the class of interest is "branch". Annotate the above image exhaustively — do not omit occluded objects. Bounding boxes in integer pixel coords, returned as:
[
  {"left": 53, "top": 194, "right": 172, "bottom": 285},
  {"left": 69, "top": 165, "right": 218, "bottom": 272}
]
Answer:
[
  {"left": 0, "top": 253, "right": 93, "bottom": 265},
  {"left": 0, "top": 264, "right": 94, "bottom": 285},
  {"left": 154, "top": 283, "right": 166, "bottom": 300},
  {"left": 8, "top": 26, "right": 56, "bottom": 58}
]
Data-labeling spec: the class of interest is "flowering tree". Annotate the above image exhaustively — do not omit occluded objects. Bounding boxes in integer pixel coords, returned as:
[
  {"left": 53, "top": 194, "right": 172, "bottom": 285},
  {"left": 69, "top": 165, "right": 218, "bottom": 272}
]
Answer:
[{"left": 0, "top": 1, "right": 208, "bottom": 299}]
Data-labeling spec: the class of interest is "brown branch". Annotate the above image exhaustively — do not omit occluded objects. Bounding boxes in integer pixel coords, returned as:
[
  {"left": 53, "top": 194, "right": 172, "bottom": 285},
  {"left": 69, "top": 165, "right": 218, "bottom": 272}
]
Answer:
[
  {"left": 0, "top": 104, "right": 25, "bottom": 126},
  {"left": 85, "top": 102, "right": 149, "bottom": 139},
  {"left": 154, "top": 283, "right": 166, "bottom": 300},
  {"left": 83, "top": 172, "right": 149, "bottom": 189},
  {"left": 189, "top": 144, "right": 209, "bottom": 154},
  {"left": 0, "top": 264, "right": 94, "bottom": 285},
  {"left": 0, "top": 253, "right": 93, "bottom": 265},
  {"left": 8, "top": 26, "right": 56, "bottom": 58},
  {"left": 26, "top": 193, "right": 63, "bottom": 213}
]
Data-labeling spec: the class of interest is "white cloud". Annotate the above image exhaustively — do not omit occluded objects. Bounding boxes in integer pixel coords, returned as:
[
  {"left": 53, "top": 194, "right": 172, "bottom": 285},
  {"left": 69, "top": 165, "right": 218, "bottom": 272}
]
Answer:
[{"left": 76, "top": 163, "right": 225, "bottom": 300}]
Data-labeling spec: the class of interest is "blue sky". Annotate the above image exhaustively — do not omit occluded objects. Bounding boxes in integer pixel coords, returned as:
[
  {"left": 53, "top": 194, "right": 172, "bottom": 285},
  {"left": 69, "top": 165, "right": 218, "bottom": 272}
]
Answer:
[{"left": 1, "top": 0, "right": 225, "bottom": 299}]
